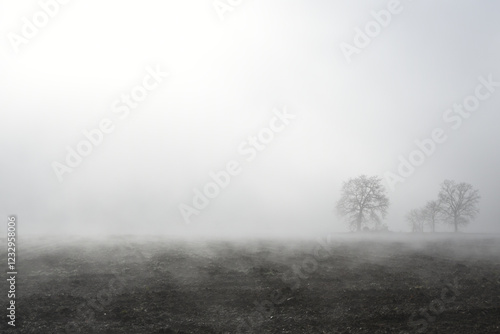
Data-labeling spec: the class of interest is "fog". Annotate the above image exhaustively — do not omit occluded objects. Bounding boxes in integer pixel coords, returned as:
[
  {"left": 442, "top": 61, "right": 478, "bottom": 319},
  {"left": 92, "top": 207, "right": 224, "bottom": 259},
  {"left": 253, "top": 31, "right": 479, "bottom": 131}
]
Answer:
[{"left": 1, "top": 1, "right": 500, "bottom": 238}]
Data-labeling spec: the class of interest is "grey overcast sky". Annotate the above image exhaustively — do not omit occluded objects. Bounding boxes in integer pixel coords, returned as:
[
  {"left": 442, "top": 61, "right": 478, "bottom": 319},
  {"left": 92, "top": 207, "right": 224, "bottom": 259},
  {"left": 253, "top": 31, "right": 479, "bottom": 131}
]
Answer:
[{"left": 1, "top": 0, "right": 499, "bottom": 237}]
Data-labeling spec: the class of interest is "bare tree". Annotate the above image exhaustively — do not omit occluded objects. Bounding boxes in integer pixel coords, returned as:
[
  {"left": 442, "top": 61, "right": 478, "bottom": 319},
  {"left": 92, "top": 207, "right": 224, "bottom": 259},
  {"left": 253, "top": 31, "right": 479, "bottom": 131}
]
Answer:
[
  {"left": 421, "top": 200, "right": 442, "bottom": 233},
  {"left": 336, "top": 175, "right": 389, "bottom": 232},
  {"left": 438, "top": 180, "right": 480, "bottom": 232},
  {"left": 406, "top": 208, "right": 425, "bottom": 233}
]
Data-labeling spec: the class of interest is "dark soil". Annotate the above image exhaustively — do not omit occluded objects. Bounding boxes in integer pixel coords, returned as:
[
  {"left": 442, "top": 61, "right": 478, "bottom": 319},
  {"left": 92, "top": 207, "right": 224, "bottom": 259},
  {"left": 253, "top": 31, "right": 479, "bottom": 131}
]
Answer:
[{"left": 1, "top": 234, "right": 499, "bottom": 333}]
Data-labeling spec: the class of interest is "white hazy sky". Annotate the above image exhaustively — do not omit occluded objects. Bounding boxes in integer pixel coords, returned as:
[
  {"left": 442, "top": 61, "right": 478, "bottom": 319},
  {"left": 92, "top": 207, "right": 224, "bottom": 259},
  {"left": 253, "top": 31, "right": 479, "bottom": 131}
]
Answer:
[{"left": 1, "top": 0, "right": 499, "bottom": 237}]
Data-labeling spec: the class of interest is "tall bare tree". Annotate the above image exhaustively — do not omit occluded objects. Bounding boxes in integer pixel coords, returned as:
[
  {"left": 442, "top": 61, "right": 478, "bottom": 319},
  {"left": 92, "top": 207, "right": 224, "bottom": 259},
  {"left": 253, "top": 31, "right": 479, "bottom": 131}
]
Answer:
[
  {"left": 336, "top": 175, "right": 389, "bottom": 232},
  {"left": 422, "top": 200, "right": 442, "bottom": 233},
  {"left": 438, "top": 180, "right": 480, "bottom": 232},
  {"left": 406, "top": 208, "right": 425, "bottom": 232}
]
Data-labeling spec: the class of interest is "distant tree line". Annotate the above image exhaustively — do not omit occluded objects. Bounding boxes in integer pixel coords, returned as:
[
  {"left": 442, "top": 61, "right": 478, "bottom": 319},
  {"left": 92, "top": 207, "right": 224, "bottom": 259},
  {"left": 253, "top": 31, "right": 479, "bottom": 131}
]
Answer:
[
  {"left": 406, "top": 179, "right": 480, "bottom": 233},
  {"left": 336, "top": 175, "right": 480, "bottom": 233}
]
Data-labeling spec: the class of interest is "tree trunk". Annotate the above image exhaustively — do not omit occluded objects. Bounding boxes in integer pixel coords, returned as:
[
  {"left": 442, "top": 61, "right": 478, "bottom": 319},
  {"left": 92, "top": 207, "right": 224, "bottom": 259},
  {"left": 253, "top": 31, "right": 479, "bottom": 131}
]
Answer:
[{"left": 454, "top": 217, "right": 458, "bottom": 232}]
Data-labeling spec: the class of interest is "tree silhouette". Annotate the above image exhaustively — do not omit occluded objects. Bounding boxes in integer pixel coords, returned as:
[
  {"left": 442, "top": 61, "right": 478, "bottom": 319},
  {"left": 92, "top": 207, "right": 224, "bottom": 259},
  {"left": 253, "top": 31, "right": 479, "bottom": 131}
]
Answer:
[
  {"left": 438, "top": 180, "right": 480, "bottom": 232},
  {"left": 336, "top": 175, "right": 389, "bottom": 232},
  {"left": 422, "top": 200, "right": 442, "bottom": 233},
  {"left": 406, "top": 208, "right": 425, "bottom": 232}
]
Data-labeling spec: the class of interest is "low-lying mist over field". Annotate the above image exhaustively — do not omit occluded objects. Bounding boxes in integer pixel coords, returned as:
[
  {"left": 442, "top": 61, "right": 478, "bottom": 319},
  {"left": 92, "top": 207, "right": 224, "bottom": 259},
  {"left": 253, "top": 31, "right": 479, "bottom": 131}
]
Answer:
[{"left": 1, "top": 234, "right": 499, "bottom": 333}]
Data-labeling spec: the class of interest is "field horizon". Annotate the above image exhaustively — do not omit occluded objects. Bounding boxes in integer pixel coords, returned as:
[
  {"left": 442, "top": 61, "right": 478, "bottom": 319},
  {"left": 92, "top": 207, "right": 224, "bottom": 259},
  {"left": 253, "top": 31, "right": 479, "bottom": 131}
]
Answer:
[{"left": 1, "top": 234, "right": 499, "bottom": 333}]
